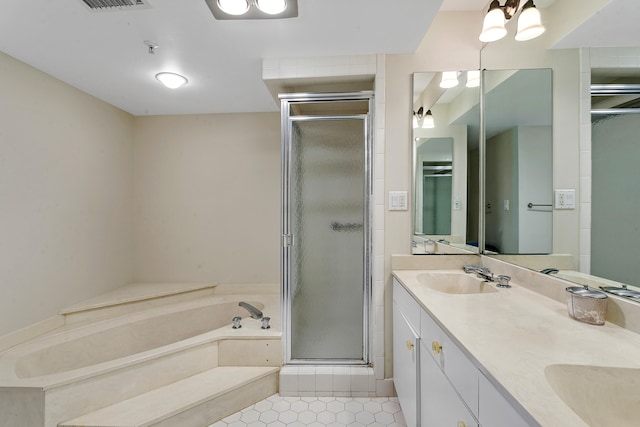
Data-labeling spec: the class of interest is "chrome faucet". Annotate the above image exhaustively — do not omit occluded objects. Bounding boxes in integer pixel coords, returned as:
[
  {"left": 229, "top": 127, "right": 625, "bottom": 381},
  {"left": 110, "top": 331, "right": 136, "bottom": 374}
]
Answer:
[
  {"left": 239, "top": 302, "right": 263, "bottom": 320},
  {"left": 463, "top": 265, "right": 494, "bottom": 282}
]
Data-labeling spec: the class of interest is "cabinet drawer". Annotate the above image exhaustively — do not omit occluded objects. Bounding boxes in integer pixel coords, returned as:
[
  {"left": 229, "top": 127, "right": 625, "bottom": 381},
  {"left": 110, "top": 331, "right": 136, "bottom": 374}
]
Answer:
[
  {"left": 393, "top": 278, "right": 421, "bottom": 332},
  {"left": 421, "top": 308, "right": 479, "bottom": 417}
]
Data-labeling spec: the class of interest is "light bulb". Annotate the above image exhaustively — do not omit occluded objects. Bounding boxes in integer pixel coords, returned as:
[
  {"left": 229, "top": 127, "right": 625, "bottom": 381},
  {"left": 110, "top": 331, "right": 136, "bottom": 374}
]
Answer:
[
  {"left": 218, "top": 0, "right": 249, "bottom": 15},
  {"left": 256, "top": 0, "right": 287, "bottom": 14}
]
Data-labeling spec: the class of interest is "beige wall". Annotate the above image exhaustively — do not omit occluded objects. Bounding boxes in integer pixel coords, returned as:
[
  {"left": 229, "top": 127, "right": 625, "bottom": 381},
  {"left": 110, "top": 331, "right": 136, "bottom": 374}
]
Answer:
[
  {"left": 0, "top": 51, "right": 135, "bottom": 336},
  {"left": 133, "top": 113, "right": 281, "bottom": 284},
  {"left": 384, "top": 11, "right": 483, "bottom": 376}
]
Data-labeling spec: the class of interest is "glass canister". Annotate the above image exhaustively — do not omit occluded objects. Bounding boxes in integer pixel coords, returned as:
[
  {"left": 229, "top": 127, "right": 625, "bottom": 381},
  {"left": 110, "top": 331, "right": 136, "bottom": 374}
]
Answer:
[{"left": 565, "top": 285, "right": 608, "bottom": 325}]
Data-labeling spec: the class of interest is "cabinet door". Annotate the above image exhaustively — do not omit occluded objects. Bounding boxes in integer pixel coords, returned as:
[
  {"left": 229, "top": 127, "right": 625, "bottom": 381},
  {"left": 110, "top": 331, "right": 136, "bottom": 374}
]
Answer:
[
  {"left": 393, "top": 303, "right": 420, "bottom": 427},
  {"left": 479, "top": 374, "right": 532, "bottom": 427},
  {"left": 421, "top": 340, "right": 478, "bottom": 427},
  {"left": 421, "top": 306, "right": 479, "bottom": 417}
]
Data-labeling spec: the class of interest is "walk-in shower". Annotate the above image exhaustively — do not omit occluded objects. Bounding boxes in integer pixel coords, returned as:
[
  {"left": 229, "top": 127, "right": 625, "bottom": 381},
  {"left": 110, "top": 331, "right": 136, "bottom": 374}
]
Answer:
[{"left": 280, "top": 92, "right": 373, "bottom": 365}]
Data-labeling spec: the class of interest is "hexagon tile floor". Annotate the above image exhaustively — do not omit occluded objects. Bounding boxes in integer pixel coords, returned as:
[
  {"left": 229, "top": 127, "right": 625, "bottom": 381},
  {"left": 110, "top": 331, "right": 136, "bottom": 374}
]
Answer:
[{"left": 208, "top": 394, "right": 407, "bottom": 427}]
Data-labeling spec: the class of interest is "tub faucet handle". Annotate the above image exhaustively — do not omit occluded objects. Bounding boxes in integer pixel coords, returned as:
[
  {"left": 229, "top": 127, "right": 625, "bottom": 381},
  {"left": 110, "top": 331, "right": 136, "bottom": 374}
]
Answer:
[
  {"left": 232, "top": 316, "right": 242, "bottom": 329},
  {"left": 261, "top": 317, "right": 271, "bottom": 329}
]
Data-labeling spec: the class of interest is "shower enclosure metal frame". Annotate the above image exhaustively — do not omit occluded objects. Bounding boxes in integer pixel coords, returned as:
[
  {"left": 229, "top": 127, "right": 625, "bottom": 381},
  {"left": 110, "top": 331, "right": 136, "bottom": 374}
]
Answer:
[{"left": 280, "top": 91, "right": 374, "bottom": 366}]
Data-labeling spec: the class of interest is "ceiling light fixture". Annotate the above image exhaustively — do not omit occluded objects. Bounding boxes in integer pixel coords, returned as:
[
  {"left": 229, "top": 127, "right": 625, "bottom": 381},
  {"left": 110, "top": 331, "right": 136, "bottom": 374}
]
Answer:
[
  {"left": 156, "top": 72, "right": 188, "bottom": 89},
  {"left": 206, "top": 0, "right": 297, "bottom": 20},
  {"left": 479, "top": 0, "right": 545, "bottom": 43}
]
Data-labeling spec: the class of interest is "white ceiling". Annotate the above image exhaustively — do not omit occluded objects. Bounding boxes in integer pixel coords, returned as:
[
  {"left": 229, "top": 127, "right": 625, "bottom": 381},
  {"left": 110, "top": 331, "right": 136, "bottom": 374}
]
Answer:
[{"left": 0, "top": 0, "right": 635, "bottom": 116}]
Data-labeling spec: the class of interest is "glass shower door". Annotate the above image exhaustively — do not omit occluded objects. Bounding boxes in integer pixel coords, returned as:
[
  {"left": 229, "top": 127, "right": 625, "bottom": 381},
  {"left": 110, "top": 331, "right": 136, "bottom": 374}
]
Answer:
[{"left": 281, "top": 93, "right": 372, "bottom": 365}]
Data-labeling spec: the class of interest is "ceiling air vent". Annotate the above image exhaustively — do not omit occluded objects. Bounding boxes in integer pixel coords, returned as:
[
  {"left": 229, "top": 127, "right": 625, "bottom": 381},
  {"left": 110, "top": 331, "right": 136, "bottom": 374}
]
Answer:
[{"left": 81, "top": 0, "right": 151, "bottom": 11}]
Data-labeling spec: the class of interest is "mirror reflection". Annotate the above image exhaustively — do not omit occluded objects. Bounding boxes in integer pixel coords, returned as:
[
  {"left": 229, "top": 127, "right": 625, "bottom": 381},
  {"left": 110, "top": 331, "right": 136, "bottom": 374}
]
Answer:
[
  {"left": 589, "top": 67, "right": 640, "bottom": 290},
  {"left": 412, "top": 71, "right": 480, "bottom": 254},
  {"left": 483, "top": 68, "right": 553, "bottom": 255}
]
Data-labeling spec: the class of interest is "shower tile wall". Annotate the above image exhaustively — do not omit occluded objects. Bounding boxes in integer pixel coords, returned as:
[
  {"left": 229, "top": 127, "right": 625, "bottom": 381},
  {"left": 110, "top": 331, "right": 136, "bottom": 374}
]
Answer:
[{"left": 263, "top": 54, "right": 393, "bottom": 397}]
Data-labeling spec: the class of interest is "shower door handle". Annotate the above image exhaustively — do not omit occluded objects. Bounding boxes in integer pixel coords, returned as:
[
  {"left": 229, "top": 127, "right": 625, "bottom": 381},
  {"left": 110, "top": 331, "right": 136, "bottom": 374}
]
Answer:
[{"left": 330, "top": 222, "right": 363, "bottom": 232}]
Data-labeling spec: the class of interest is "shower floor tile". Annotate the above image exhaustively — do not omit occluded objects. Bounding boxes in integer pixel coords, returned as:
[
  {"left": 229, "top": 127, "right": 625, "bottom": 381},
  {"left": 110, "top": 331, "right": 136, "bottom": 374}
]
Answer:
[{"left": 208, "top": 394, "right": 407, "bottom": 426}]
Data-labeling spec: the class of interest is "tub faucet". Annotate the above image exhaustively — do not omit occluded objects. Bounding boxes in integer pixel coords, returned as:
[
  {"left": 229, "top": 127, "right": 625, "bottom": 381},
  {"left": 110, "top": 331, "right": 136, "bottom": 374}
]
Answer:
[{"left": 239, "top": 302, "right": 263, "bottom": 320}]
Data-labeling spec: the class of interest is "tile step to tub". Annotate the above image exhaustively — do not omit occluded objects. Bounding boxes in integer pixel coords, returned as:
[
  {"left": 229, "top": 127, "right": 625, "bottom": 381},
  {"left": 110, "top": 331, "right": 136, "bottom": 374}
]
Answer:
[{"left": 59, "top": 366, "right": 279, "bottom": 427}]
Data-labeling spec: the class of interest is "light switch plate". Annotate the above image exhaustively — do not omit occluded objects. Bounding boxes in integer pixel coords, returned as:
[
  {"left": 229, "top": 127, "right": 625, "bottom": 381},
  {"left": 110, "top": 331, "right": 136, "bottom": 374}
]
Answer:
[
  {"left": 554, "top": 189, "right": 576, "bottom": 209},
  {"left": 388, "top": 191, "right": 408, "bottom": 211}
]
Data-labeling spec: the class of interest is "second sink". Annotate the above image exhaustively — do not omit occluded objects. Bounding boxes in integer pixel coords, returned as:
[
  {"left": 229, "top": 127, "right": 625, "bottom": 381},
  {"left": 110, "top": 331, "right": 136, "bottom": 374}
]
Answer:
[
  {"left": 545, "top": 364, "right": 640, "bottom": 427},
  {"left": 416, "top": 272, "right": 498, "bottom": 295}
]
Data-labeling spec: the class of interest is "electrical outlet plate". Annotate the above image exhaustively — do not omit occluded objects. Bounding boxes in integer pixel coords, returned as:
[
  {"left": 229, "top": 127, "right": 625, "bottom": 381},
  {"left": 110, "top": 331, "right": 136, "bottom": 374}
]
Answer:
[{"left": 554, "top": 189, "right": 576, "bottom": 209}]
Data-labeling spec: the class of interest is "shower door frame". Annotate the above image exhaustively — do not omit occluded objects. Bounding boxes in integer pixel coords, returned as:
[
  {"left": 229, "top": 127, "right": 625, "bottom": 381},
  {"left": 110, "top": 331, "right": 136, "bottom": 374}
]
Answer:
[{"left": 280, "top": 91, "right": 374, "bottom": 366}]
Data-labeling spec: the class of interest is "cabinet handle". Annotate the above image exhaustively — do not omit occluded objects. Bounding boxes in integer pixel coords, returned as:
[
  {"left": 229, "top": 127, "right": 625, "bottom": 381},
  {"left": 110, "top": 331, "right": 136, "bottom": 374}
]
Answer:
[
  {"left": 406, "top": 340, "right": 414, "bottom": 350},
  {"left": 432, "top": 340, "right": 442, "bottom": 354},
  {"left": 457, "top": 422, "right": 466, "bottom": 427}
]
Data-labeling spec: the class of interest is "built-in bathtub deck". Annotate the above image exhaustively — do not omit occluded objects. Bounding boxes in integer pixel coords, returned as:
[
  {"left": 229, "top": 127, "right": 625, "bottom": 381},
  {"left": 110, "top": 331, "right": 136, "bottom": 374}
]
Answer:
[
  {"left": 60, "top": 366, "right": 279, "bottom": 427},
  {"left": 0, "top": 283, "right": 282, "bottom": 427},
  {"left": 60, "top": 283, "right": 217, "bottom": 324}
]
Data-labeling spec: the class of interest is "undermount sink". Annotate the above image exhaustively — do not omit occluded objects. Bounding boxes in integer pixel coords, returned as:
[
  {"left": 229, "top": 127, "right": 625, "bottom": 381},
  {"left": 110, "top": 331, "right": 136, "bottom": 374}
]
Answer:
[
  {"left": 545, "top": 364, "right": 640, "bottom": 426},
  {"left": 416, "top": 272, "right": 498, "bottom": 295}
]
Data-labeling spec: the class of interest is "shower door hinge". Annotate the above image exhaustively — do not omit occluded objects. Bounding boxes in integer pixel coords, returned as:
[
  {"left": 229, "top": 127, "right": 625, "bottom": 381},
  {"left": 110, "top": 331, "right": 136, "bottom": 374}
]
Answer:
[{"left": 282, "top": 234, "right": 294, "bottom": 247}]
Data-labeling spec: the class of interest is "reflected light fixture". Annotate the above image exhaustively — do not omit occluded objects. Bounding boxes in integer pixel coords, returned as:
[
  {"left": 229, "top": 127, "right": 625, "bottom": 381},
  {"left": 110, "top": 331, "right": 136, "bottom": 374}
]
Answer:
[
  {"left": 206, "top": 0, "right": 297, "bottom": 19},
  {"left": 466, "top": 70, "right": 480, "bottom": 88},
  {"left": 413, "top": 107, "right": 435, "bottom": 129},
  {"left": 479, "top": 0, "right": 545, "bottom": 43},
  {"left": 440, "top": 71, "right": 459, "bottom": 89},
  {"left": 155, "top": 72, "right": 188, "bottom": 89},
  {"left": 423, "top": 110, "right": 435, "bottom": 128}
]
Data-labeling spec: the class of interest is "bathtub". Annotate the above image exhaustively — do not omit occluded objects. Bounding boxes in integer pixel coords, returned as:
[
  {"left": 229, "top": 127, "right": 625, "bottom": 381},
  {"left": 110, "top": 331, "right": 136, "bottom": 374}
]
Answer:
[{"left": 0, "top": 286, "right": 281, "bottom": 427}]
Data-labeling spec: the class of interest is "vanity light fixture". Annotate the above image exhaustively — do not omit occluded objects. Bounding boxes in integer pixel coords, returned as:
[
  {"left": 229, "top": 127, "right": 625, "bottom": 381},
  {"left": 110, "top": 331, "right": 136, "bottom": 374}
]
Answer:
[
  {"left": 440, "top": 71, "right": 459, "bottom": 89},
  {"left": 206, "top": 0, "right": 298, "bottom": 20},
  {"left": 155, "top": 72, "right": 188, "bottom": 89},
  {"left": 423, "top": 109, "right": 435, "bottom": 128},
  {"left": 466, "top": 70, "right": 480, "bottom": 88},
  {"left": 413, "top": 107, "right": 435, "bottom": 129},
  {"left": 479, "top": 0, "right": 545, "bottom": 43}
]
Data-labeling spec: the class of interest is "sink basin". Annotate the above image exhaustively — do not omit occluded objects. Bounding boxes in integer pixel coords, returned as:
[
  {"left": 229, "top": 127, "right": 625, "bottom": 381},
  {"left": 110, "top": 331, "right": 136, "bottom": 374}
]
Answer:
[
  {"left": 416, "top": 272, "right": 498, "bottom": 295},
  {"left": 545, "top": 364, "right": 640, "bottom": 426}
]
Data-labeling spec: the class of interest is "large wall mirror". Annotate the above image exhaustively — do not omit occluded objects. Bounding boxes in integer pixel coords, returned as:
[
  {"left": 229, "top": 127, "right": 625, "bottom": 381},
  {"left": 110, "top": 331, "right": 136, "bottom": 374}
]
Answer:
[
  {"left": 412, "top": 47, "right": 640, "bottom": 298},
  {"left": 411, "top": 68, "right": 553, "bottom": 255},
  {"left": 412, "top": 71, "right": 480, "bottom": 254},
  {"left": 483, "top": 68, "right": 553, "bottom": 255}
]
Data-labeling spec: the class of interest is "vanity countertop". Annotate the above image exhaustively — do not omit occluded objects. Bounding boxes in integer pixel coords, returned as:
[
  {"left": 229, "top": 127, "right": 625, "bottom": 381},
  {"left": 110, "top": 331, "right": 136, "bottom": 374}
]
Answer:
[{"left": 392, "top": 268, "right": 640, "bottom": 427}]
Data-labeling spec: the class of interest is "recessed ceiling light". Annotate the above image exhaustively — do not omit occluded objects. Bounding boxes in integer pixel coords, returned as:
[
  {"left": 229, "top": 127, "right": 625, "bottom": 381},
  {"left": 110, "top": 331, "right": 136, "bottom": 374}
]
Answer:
[
  {"left": 155, "top": 72, "right": 188, "bottom": 89},
  {"left": 206, "top": 0, "right": 297, "bottom": 20}
]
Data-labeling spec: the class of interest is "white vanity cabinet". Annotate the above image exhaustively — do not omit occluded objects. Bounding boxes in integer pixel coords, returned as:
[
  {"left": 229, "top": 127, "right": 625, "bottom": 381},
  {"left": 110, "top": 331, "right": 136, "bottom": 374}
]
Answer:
[
  {"left": 420, "top": 338, "right": 478, "bottom": 427},
  {"left": 393, "top": 281, "right": 421, "bottom": 427},
  {"left": 393, "top": 278, "right": 533, "bottom": 427}
]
